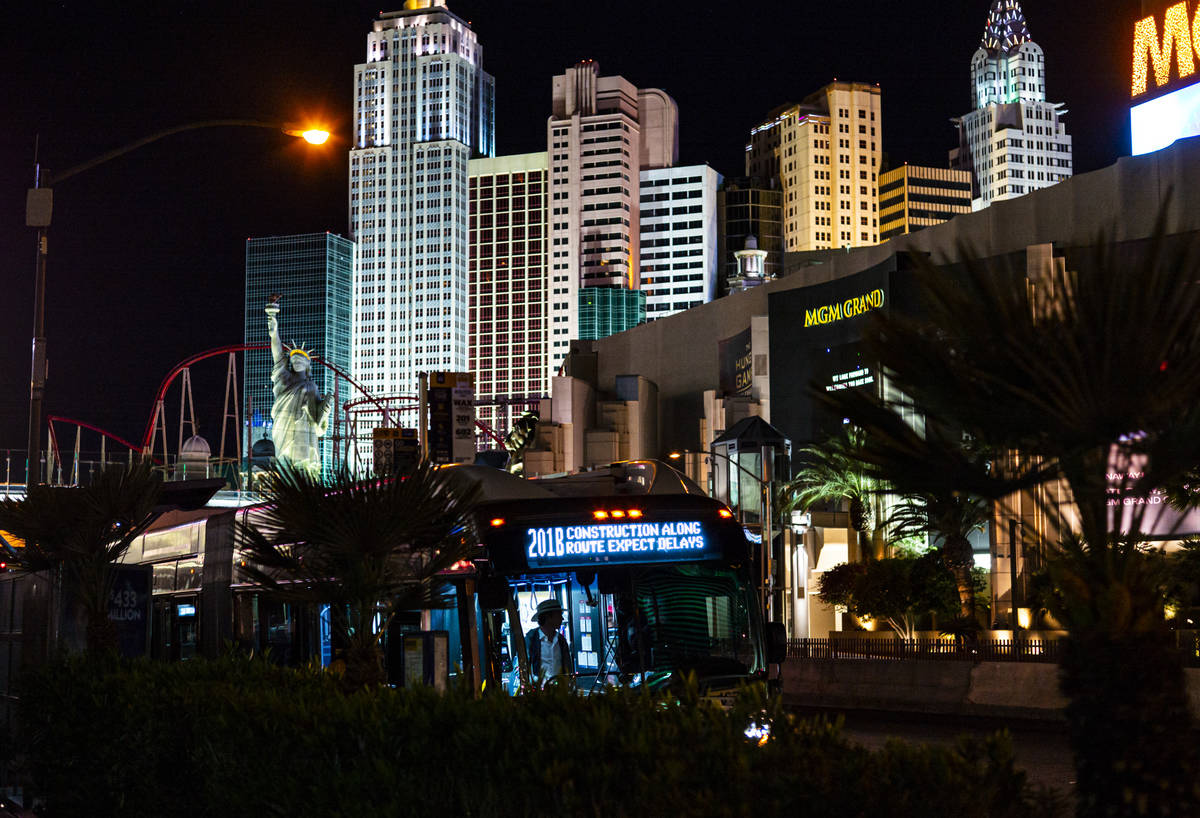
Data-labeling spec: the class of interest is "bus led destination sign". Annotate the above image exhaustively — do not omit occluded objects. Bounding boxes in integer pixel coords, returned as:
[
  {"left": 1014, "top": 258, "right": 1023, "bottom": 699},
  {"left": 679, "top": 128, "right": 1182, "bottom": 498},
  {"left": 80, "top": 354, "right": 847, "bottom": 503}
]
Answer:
[{"left": 525, "top": 520, "right": 717, "bottom": 568}]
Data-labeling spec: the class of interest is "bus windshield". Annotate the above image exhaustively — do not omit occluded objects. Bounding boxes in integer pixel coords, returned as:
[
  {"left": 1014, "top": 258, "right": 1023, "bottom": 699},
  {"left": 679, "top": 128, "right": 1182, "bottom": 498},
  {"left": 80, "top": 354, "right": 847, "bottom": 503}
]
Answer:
[
  {"left": 498, "top": 561, "right": 762, "bottom": 694},
  {"left": 616, "top": 564, "right": 759, "bottom": 680}
]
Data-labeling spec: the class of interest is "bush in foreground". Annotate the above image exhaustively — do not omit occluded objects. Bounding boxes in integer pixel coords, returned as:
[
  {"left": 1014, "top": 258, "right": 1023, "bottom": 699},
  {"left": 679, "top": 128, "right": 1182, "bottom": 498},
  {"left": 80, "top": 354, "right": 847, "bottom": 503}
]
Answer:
[{"left": 14, "top": 654, "right": 1060, "bottom": 817}]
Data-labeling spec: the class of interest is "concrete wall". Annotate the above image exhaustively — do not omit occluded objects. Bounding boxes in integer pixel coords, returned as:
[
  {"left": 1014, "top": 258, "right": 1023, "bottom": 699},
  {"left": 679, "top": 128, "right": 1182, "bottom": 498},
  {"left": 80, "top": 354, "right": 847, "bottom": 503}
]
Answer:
[
  {"left": 783, "top": 658, "right": 1064, "bottom": 720},
  {"left": 783, "top": 660, "right": 1200, "bottom": 722}
]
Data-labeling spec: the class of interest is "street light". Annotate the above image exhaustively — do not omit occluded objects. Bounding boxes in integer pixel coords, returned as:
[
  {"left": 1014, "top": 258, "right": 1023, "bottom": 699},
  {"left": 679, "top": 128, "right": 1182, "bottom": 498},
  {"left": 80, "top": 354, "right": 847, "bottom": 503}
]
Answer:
[
  {"left": 24, "top": 119, "right": 330, "bottom": 484},
  {"left": 285, "top": 127, "right": 331, "bottom": 145},
  {"left": 669, "top": 448, "right": 778, "bottom": 616},
  {"left": 668, "top": 449, "right": 770, "bottom": 498}
]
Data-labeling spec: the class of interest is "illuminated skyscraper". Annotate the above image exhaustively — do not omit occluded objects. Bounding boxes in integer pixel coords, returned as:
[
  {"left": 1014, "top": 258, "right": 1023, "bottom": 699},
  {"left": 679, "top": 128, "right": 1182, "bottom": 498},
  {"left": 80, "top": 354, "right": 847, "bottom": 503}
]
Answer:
[
  {"left": 745, "top": 81, "right": 882, "bottom": 251},
  {"left": 949, "top": 0, "right": 1072, "bottom": 209},
  {"left": 639, "top": 164, "right": 721, "bottom": 319},
  {"left": 546, "top": 61, "right": 678, "bottom": 379},
  {"left": 468, "top": 152, "right": 550, "bottom": 437},
  {"left": 878, "top": 165, "right": 972, "bottom": 239},
  {"left": 349, "top": 0, "right": 494, "bottom": 419}
]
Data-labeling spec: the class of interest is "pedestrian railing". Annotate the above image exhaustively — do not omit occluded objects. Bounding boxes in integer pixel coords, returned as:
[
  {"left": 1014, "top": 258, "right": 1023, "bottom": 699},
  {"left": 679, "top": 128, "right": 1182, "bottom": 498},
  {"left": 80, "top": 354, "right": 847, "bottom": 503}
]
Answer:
[
  {"left": 1175, "top": 631, "right": 1200, "bottom": 666},
  {"left": 786, "top": 637, "right": 1064, "bottom": 663},
  {"left": 788, "top": 634, "right": 1200, "bottom": 665}
]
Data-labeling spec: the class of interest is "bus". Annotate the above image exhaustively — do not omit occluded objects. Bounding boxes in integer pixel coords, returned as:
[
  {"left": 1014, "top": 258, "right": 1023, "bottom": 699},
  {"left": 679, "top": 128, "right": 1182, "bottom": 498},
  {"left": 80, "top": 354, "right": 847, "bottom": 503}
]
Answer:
[
  {"left": 0, "top": 462, "right": 782, "bottom": 698},
  {"left": 456, "top": 460, "right": 785, "bottom": 698}
]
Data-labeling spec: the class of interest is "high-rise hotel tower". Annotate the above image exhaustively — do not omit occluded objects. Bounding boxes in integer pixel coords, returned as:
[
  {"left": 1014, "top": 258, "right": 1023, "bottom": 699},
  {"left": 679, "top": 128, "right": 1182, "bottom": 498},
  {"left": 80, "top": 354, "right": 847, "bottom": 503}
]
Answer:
[
  {"left": 950, "top": 0, "right": 1072, "bottom": 209},
  {"left": 546, "top": 61, "right": 678, "bottom": 378},
  {"left": 349, "top": 0, "right": 494, "bottom": 408},
  {"left": 746, "top": 82, "right": 882, "bottom": 251}
]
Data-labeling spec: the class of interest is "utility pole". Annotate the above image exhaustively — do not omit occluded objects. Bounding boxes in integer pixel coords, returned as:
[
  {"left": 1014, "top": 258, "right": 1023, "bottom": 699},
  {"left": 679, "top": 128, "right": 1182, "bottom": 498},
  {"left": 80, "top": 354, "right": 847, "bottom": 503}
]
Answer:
[
  {"left": 26, "top": 177, "right": 52, "bottom": 486},
  {"left": 1008, "top": 518, "right": 1023, "bottom": 629}
]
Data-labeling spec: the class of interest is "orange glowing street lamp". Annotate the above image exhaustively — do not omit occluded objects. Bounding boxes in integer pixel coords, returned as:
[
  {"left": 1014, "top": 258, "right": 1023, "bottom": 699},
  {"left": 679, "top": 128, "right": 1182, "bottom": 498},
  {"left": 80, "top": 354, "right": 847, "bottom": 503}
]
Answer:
[
  {"left": 23, "top": 119, "right": 330, "bottom": 484},
  {"left": 286, "top": 127, "right": 331, "bottom": 145}
]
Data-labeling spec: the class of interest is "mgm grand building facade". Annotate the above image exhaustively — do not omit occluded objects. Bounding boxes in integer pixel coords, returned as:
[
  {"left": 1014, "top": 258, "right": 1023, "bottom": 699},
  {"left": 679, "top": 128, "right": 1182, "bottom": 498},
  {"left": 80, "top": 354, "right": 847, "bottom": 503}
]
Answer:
[{"left": 522, "top": 136, "right": 1200, "bottom": 638}]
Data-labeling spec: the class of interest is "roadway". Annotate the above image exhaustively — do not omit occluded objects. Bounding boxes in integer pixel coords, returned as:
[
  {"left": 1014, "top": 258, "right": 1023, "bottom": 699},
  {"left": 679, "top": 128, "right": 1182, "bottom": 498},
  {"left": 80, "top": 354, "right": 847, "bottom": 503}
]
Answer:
[{"left": 790, "top": 706, "right": 1075, "bottom": 805}]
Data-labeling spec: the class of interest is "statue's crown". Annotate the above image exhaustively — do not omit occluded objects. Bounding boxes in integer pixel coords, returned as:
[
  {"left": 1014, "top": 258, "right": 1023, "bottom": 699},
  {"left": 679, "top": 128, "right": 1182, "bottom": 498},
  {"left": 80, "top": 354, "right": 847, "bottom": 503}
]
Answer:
[{"left": 288, "top": 342, "right": 312, "bottom": 361}]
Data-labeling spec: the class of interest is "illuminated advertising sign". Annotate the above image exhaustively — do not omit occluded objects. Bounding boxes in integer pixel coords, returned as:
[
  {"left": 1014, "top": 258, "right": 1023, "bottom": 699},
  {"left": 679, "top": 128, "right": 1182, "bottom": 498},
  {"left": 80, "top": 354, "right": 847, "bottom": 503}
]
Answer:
[
  {"left": 825, "top": 365, "right": 874, "bottom": 392},
  {"left": 803, "top": 288, "right": 885, "bottom": 328},
  {"left": 1106, "top": 448, "right": 1200, "bottom": 537},
  {"left": 426, "top": 371, "right": 475, "bottom": 465},
  {"left": 524, "top": 520, "right": 719, "bottom": 569},
  {"left": 1132, "top": 2, "right": 1199, "bottom": 99},
  {"left": 372, "top": 427, "right": 420, "bottom": 476},
  {"left": 1131, "top": 80, "right": 1200, "bottom": 154},
  {"left": 1130, "top": 2, "right": 1200, "bottom": 154}
]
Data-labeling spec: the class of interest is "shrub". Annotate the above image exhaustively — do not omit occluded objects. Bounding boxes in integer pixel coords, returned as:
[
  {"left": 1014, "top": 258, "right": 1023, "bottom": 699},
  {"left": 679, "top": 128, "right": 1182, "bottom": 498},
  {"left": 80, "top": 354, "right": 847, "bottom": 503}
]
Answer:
[{"left": 14, "top": 655, "right": 1058, "bottom": 818}]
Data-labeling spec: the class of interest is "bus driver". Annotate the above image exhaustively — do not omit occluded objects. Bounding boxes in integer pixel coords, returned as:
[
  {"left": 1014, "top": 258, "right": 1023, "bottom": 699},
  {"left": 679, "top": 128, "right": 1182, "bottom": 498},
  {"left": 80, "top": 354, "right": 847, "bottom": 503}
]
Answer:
[{"left": 525, "top": 598, "right": 573, "bottom": 687}]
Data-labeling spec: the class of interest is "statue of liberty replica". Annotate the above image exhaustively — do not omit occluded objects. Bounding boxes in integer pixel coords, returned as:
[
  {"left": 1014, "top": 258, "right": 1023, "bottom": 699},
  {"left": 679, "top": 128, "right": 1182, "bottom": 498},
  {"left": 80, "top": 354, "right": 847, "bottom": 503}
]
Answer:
[{"left": 265, "top": 295, "right": 332, "bottom": 477}]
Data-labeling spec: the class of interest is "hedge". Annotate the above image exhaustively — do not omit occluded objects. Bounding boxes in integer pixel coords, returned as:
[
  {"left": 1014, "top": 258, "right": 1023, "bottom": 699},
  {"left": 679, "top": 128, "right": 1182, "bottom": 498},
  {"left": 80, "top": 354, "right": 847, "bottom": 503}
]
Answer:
[{"left": 10, "top": 654, "right": 1063, "bottom": 817}]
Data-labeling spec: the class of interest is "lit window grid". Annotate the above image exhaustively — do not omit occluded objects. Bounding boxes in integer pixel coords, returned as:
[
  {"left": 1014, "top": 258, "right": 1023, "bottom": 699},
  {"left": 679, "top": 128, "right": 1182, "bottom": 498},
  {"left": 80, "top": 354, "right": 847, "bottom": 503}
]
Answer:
[
  {"left": 577, "top": 287, "right": 645, "bottom": 340},
  {"left": 751, "top": 87, "right": 881, "bottom": 252},
  {"left": 958, "top": 110, "right": 1073, "bottom": 206},
  {"left": 638, "top": 166, "right": 720, "bottom": 318},
  {"left": 350, "top": 7, "right": 493, "bottom": 422},
  {"left": 638, "top": 227, "right": 713, "bottom": 316},
  {"left": 468, "top": 168, "right": 550, "bottom": 428},
  {"left": 719, "top": 186, "right": 784, "bottom": 282},
  {"left": 878, "top": 165, "right": 972, "bottom": 236},
  {"left": 546, "top": 106, "right": 641, "bottom": 380},
  {"left": 957, "top": 4, "right": 1072, "bottom": 207}
]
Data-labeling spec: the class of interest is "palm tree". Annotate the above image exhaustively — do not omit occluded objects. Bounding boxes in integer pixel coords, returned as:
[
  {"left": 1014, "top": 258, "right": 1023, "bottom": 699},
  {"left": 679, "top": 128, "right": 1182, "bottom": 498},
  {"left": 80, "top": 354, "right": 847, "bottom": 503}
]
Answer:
[
  {"left": 817, "top": 223, "right": 1200, "bottom": 816},
  {"left": 779, "top": 429, "right": 882, "bottom": 555},
  {"left": 888, "top": 491, "right": 990, "bottom": 618},
  {"left": 235, "top": 460, "right": 479, "bottom": 690},
  {"left": 0, "top": 462, "right": 162, "bottom": 653}
]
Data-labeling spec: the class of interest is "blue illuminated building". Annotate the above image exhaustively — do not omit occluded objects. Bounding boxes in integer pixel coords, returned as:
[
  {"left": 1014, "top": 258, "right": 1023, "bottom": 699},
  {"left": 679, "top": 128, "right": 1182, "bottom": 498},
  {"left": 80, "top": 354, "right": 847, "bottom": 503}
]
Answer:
[{"left": 244, "top": 233, "right": 354, "bottom": 478}]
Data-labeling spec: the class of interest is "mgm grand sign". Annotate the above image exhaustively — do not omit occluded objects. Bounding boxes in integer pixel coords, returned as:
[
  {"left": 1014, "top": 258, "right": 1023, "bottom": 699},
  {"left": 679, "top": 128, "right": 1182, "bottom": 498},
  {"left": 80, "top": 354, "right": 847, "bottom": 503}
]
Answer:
[
  {"left": 1131, "top": 1, "right": 1200, "bottom": 153},
  {"left": 803, "top": 288, "right": 886, "bottom": 328}
]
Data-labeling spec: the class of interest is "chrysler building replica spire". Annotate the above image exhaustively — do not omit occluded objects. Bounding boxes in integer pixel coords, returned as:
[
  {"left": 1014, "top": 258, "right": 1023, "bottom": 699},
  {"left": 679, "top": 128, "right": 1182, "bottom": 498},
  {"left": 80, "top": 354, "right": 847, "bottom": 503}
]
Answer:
[{"left": 950, "top": 0, "right": 1072, "bottom": 210}]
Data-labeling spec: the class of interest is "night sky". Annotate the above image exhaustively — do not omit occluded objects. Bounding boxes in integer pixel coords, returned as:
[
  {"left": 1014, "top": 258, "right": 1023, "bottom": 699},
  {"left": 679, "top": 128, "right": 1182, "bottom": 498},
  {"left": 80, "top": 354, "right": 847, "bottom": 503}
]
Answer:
[{"left": 0, "top": 0, "right": 1138, "bottom": 463}]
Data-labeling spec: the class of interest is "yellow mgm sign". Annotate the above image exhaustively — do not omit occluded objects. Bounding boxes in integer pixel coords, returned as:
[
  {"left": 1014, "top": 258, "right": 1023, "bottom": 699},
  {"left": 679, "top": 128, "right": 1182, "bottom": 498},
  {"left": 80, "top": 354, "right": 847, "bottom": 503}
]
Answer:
[
  {"left": 803, "top": 288, "right": 886, "bottom": 328},
  {"left": 1129, "top": 1, "right": 1200, "bottom": 153},
  {"left": 1132, "top": 1, "right": 1200, "bottom": 97}
]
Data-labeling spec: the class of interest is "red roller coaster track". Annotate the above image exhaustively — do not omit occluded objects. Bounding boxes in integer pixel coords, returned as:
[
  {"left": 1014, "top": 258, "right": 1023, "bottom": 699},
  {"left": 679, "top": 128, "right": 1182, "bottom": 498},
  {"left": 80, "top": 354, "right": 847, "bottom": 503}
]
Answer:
[
  {"left": 138, "top": 342, "right": 390, "bottom": 453},
  {"left": 46, "top": 342, "right": 511, "bottom": 470}
]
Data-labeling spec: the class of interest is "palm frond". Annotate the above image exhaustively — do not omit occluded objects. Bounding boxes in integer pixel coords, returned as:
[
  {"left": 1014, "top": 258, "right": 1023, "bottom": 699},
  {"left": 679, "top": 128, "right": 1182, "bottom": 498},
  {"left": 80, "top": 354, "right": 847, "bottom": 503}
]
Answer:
[
  {"left": 830, "top": 221, "right": 1200, "bottom": 544},
  {"left": 780, "top": 429, "right": 878, "bottom": 515},
  {"left": 0, "top": 463, "right": 162, "bottom": 652},
  {"left": 235, "top": 459, "right": 480, "bottom": 615}
]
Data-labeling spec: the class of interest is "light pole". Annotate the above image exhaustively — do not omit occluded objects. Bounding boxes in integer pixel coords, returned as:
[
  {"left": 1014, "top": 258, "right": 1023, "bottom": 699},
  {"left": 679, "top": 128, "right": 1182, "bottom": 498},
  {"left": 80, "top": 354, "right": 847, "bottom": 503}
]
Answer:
[
  {"left": 669, "top": 449, "right": 777, "bottom": 617},
  {"left": 24, "top": 120, "right": 330, "bottom": 484}
]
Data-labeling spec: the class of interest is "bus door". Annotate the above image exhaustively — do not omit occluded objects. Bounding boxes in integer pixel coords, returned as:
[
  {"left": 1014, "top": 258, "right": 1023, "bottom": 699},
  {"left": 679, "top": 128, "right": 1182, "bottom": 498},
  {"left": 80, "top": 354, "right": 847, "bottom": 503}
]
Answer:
[
  {"left": 151, "top": 594, "right": 199, "bottom": 661},
  {"left": 232, "top": 591, "right": 326, "bottom": 666},
  {"left": 478, "top": 571, "right": 618, "bottom": 694}
]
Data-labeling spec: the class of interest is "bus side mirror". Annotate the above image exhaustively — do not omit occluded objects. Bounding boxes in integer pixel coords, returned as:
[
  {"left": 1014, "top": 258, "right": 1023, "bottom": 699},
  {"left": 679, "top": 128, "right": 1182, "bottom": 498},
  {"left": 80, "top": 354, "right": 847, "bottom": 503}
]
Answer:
[
  {"left": 477, "top": 574, "right": 511, "bottom": 610},
  {"left": 765, "top": 622, "right": 787, "bottom": 665}
]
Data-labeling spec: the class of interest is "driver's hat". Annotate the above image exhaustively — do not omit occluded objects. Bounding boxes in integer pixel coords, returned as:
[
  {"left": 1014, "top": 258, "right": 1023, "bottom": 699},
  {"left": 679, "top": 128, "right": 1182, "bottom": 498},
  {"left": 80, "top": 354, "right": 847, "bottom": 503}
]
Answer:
[{"left": 533, "top": 598, "right": 565, "bottom": 622}]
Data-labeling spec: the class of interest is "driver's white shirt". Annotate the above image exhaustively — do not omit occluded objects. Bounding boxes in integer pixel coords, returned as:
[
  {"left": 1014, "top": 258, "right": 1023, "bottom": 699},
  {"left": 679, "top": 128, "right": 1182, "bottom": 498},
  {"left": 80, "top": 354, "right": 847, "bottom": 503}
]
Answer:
[{"left": 538, "top": 628, "right": 565, "bottom": 680}]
